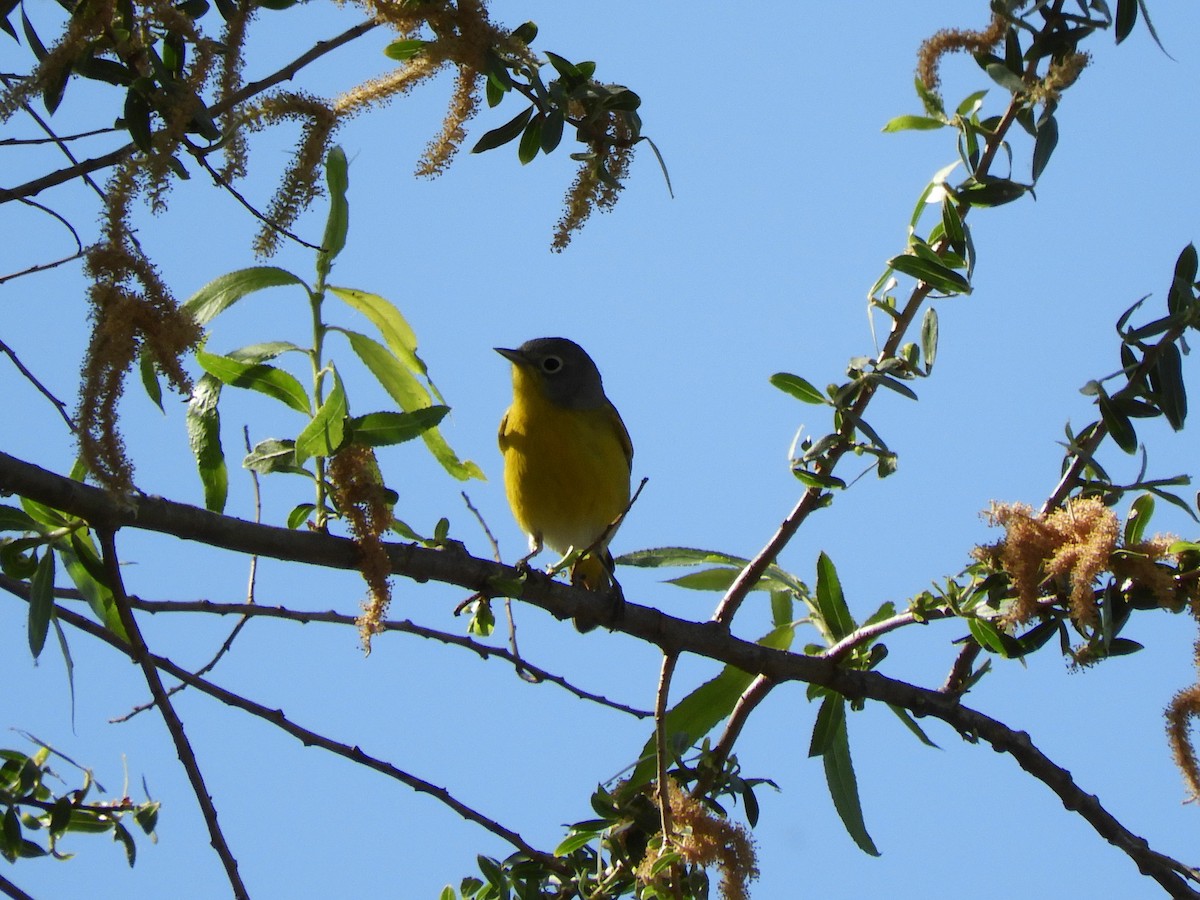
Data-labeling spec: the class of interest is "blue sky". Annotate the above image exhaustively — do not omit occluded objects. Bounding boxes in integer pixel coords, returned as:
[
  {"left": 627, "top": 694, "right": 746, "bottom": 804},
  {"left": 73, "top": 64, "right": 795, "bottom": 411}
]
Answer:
[{"left": 5, "top": 2, "right": 1200, "bottom": 897}]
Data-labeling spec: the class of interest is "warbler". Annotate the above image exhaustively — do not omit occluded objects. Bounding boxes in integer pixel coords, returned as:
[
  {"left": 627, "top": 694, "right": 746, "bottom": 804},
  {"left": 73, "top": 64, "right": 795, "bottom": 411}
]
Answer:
[{"left": 496, "top": 337, "right": 632, "bottom": 609}]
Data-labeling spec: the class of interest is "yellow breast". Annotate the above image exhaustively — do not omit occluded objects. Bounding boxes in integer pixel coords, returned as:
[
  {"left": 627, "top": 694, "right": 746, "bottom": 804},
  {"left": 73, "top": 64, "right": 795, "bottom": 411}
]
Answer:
[{"left": 499, "top": 367, "right": 632, "bottom": 556}]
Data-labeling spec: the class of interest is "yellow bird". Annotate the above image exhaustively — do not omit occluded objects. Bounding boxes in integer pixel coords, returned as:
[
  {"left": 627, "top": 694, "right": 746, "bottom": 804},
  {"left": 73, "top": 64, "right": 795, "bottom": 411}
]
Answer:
[{"left": 496, "top": 337, "right": 632, "bottom": 604}]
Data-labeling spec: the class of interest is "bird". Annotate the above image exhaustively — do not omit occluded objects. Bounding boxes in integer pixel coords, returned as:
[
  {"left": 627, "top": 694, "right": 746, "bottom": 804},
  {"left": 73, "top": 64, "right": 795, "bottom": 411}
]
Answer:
[{"left": 496, "top": 337, "right": 632, "bottom": 622}]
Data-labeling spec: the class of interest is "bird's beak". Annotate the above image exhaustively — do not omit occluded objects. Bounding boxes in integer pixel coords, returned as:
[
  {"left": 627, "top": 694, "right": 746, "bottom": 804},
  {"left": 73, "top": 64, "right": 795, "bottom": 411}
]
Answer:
[{"left": 495, "top": 347, "right": 526, "bottom": 366}]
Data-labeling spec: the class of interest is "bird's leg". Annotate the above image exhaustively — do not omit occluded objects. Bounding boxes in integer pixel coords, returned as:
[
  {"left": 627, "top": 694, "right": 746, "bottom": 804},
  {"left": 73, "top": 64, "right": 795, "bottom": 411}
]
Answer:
[{"left": 513, "top": 533, "right": 543, "bottom": 576}]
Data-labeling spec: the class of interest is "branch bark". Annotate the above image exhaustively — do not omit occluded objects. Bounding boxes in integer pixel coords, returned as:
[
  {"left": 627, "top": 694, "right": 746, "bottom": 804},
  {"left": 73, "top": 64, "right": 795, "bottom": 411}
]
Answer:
[{"left": 2, "top": 450, "right": 1196, "bottom": 895}]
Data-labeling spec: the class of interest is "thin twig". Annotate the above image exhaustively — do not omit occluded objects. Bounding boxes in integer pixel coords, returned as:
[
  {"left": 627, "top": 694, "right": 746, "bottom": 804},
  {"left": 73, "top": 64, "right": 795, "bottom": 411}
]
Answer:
[
  {"left": 0, "top": 574, "right": 653, "bottom": 718},
  {"left": 0, "top": 338, "right": 76, "bottom": 431},
  {"left": 0, "top": 73, "right": 107, "bottom": 203},
  {"left": 0, "top": 19, "right": 379, "bottom": 205},
  {"left": 460, "top": 491, "right": 536, "bottom": 680},
  {"left": 711, "top": 88, "right": 1032, "bottom": 630},
  {"left": 0, "top": 196, "right": 86, "bottom": 286},
  {"left": 191, "top": 148, "right": 321, "bottom": 251},
  {"left": 705, "top": 674, "right": 775, "bottom": 780},
  {"left": 47, "top": 599, "right": 568, "bottom": 875},
  {"left": 653, "top": 652, "right": 679, "bottom": 854},
  {"left": 93, "top": 528, "right": 249, "bottom": 900},
  {"left": 0, "top": 872, "right": 36, "bottom": 900}
]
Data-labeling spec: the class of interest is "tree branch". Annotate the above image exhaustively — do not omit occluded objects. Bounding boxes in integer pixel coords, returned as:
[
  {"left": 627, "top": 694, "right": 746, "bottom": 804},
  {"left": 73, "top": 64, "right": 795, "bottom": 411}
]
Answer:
[
  {"left": 2, "top": 450, "right": 1196, "bottom": 894},
  {"left": 92, "top": 528, "right": 249, "bottom": 900},
  {"left": 44, "top": 598, "right": 566, "bottom": 875}
]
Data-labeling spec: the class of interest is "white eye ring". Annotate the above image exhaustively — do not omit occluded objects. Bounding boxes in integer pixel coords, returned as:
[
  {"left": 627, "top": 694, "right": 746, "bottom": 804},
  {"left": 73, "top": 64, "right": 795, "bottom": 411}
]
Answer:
[{"left": 542, "top": 355, "right": 563, "bottom": 373}]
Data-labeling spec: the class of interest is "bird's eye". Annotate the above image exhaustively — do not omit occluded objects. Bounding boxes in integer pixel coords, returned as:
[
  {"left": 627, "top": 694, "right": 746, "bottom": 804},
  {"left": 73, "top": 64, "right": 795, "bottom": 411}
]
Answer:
[{"left": 542, "top": 355, "right": 563, "bottom": 373}]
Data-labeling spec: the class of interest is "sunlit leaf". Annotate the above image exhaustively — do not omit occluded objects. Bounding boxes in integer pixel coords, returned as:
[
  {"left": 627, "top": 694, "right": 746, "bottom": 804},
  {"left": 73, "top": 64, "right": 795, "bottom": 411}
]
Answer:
[
  {"left": 294, "top": 368, "right": 348, "bottom": 463},
  {"left": 184, "top": 267, "right": 307, "bottom": 325},
  {"left": 186, "top": 374, "right": 228, "bottom": 512}
]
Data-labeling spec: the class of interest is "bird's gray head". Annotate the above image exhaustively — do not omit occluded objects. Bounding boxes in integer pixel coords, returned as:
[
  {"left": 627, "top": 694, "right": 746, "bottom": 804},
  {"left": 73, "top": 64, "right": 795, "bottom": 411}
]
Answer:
[{"left": 495, "top": 337, "right": 607, "bottom": 410}]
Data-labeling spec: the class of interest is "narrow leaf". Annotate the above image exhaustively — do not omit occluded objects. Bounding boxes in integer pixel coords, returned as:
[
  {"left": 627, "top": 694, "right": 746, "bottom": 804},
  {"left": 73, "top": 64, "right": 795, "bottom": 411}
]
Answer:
[
  {"left": 770, "top": 372, "right": 827, "bottom": 404},
  {"left": 195, "top": 346, "right": 310, "bottom": 414},
  {"left": 881, "top": 115, "right": 945, "bottom": 133},
  {"left": 808, "top": 694, "right": 845, "bottom": 758},
  {"left": 28, "top": 551, "right": 55, "bottom": 658},
  {"left": 318, "top": 146, "right": 349, "bottom": 278},
  {"left": 138, "top": 351, "right": 164, "bottom": 412},
  {"left": 471, "top": 106, "right": 534, "bottom": 153},
  {"left": 184, "top": 267, "right": 306, "bottom": 325},
  {"left": 186, "top": 374, "right": 228, "bottom": 512},
  {"left": 920, "top": 308, "right": 939, "bottom": 373},
  {"left": 294, "top": 368, "right": 348, "bottom": 464},
  {"left": 1031, "top": 115, "right": 1058, "bottom": 182},
  {"left": 348, "top": 407, "right": 449, "bottom": 448},
  {"left": 823, "top": 716, "right": 880, "bottom": 856},
  {"left": 886, "top": 703, "right": 940, "bottom": 748},
  {"left": 1167, "top": 244, "right": 1198, "bottom": 315},
  {"left": 815, "top": 551, "right": 855, "bottom": 642},
  {"left": 1097, "top": 390, "right": 1138, "bottom": 454},
  {"left": 887, "top": 254, "right": 971, "bottom": 295}
]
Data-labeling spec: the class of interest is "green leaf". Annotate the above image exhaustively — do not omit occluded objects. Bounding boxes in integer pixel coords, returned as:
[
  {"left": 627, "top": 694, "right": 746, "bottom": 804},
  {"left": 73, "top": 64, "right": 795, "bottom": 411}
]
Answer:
[
  {"left": 287, "top": 503, "right": 316, "bottom": 529},
  {"left": 1115, "top": 0, "right": 1137, "bottom": 43},
  {"left": 471, "top": 106, "right": 534, "bottom": 153},
  {"left": 1124, "top": 494, "right": 1155, "bottom": 545},
  {"left": 541, "top": 109, "right": 564, "bottom": 153},
  {"left": 383, "top": 39, "right": 427, "bottom": 61},
  {"left": 243, "top": 438, "right": 311, "bottom": 476},
  {"left": 920, "top": 308, "right": 939, "bottom": 374},
  {"left": 1098, "top": 389, "right": 1138, "bottom": 454},
  {"left": 960, "top": 178, "right": 1029, "bottom": 207},
  {"left": 955, "top": 89, "right": 988, "bottom": 116},
  {"left": 318, "top": 146, "right": 349, "bottom": 279},
  {"left": 113, "top": 821, "right": 136, "bottom": 867},
  {"left": 340, "top": 329, "right": 482, "bottom": 480},
  {"left": 1152, "top": 343, "right": 1186, "bottom": 430},
  {"left": 1167, "top": 244, "right": 1198, "bottom": 315},
  {"left": 770, "top": 372, "right": 826, "bottom": 404},
  {"left": 0, "top": 504, "right": 37, "bottom": 533},
  {"left": 887, "top": 253, "right": 971, "bottom": 295},
  {"left": 195, "top": 346, "right": 311, "bottom": 414},
  {"left": 553, "top": 831, "right": 597, "bottom": 857},
  {"left": 517, "top": 114, "right": 542, "bottom": 164},
  {"left": 1031, "top": 115, "right": 1058, "bottom": 181},
  {"left": 628, "top": 623, "right": 795, "bottom": 789},
  {"left": 329, "top": 287, "right": 436, "bottom": 394},
  {"left": 665, "top": 567, "right": 740, "bottom": 591},
  {"left": 823, "top": 714, "right": 880, "bottom": 856},
  {"left": 808, "top": 694, "right": 845, "bottom": 757},
  {"left": 294, "top": 368, "right": 348, "bottom": 464},
  {"left": 184, "top": 266, "right": 307, "bottom": 326},
  {"left": 984, "top": 62, "right": 1026, "bottom": 93},
  {"left": 511, "top": 20, "right": 537, "bottom": 44},
  {"left": 138, "top": 350, "right": 164, "bottom": 412},
  {"left": 348, "top": 407, "right": 449, "bottom": 447},
  {"left": 881, "top": 114, "right": 945, "bottom": 133},
  {"left": 123, "top": 86, "right": 153, "bottom": 153},
  {"left": 27, "top": 551, "right": 55, "bottom": 658},
  {"left": 620, "top": 546, "right": 749, "bottom": 569},
  {"left": 886, "top": 703, "right": 940, "bottom": 748},
  {"left": 815, "top": 551, "right": 855, "bottom": 642},
  {"left": 186, "top": 374, "right": 228, "bottom": 512},
  {"left": 968, "top": 617, "right": 1011, "bottom": 656},
  {"left": 55, "top": 533, "right": 125, "bottom": 640}
]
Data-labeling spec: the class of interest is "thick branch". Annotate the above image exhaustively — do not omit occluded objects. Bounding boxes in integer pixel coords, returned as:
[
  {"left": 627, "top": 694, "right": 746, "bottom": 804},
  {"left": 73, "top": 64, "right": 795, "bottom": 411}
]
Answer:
[{"left": 1, "top": 450, "right": 1196, "bottom": 894}]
